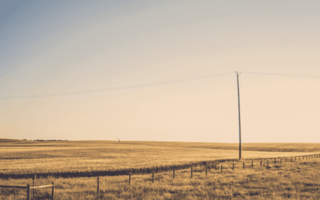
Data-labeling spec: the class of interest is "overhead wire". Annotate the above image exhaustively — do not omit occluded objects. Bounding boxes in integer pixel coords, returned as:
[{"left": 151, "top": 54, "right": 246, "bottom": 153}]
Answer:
[
  {"left": 241, "top": 71, "right": 320, "bottom": 78},
  {"left": 0, "top": 72, "right": 234, "bottom": 99},
  {"left": 1, "top": 71, "right": 319, "bottom": 100}
]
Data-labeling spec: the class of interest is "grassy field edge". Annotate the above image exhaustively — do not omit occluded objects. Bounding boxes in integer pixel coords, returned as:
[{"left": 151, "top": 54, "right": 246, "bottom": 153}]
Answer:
[{"left": 1, "top": 154, "right": 319, "bottom": 179}]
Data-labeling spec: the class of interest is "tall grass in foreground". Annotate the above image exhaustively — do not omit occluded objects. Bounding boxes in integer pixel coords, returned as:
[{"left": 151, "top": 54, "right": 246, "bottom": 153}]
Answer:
[{"left": 1, "top": 158, "right": 320, "bottom": 199}]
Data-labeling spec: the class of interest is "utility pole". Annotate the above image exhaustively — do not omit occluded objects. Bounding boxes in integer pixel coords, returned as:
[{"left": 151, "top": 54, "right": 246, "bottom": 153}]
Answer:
[{"left": 236, "top": 71, "right": 242, "bottom": 160}]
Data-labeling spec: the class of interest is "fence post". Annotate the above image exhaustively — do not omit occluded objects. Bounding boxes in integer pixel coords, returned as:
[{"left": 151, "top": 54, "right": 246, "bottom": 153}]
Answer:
[
  {"left": 173, "top": 166, "right": 175, "bottom": 179},
  {"left": 129, "top": 174, "right": 131, "bottom": 185},
  {"left": 260, "top": 160, "right": 262, "bottom": 167},
  {"left": 33, "top": 174, "right": 36, "bottom": 198},
  {"left": 191, "top": 165, "right": 193, "bottom": 178},
  {"left": 14, "top": 185, "right": 16, "bottom": 200},
  {"left": 27, "top": 184, "right": 31, "bottom": 200},
  {"left": 52, "top": 182, "right": 55, "bottom": 200},
  {"left": 267, "top": 160, "right": 269, "bottom": 168},
  {"left": 274, "top": 158, "right": 276, "bottom": 165},
  {"left": 243, "top": 162, "right": 245, "bottom": 169},
  {"left": 233, "top": 163, "right": 234, "bottom": 171},
  {"left": 152, "top": 172, "right": 154, "bottom": 183},
  {"left": 97, "top": 177, "right": 99, "bottom": 199}
]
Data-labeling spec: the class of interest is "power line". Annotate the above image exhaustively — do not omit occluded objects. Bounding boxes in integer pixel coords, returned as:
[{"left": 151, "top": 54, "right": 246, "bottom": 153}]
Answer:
[
  {"left": 0, "top": 72, "right": 233, "bottom": 100},
  {"left": 1, "top": 71, "right": 319, "bottom": 100},
  {"left": 242, "top": 71, "right": 320, "bottom": 78}
]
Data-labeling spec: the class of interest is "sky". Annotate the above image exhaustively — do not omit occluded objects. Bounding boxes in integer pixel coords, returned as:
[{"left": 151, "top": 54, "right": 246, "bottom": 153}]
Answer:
[{"left": 0, "top": 0, "right": 320, "bottom": 142}]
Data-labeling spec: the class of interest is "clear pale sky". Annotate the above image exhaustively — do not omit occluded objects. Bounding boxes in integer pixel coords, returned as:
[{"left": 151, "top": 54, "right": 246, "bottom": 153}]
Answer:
[{"left": 0, "top": 0, "right": 319, "bottom": 142}]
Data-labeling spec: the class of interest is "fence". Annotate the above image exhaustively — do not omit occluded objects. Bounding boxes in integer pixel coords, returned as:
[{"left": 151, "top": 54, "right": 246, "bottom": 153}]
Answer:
[
  {"left": 1, "top": 153, "right": 319, "bottom": 199},
  {"left": 94, "top": 153, "right": 320, "bottom": 198},
  {"left": 0, "top": 181, "right": 54, "bottom": 200}
]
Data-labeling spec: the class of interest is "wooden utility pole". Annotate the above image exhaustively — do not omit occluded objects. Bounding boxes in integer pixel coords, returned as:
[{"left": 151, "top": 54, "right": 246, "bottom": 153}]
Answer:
[{"left": 236, "top": 71, "right": 242, "bottom": 160}]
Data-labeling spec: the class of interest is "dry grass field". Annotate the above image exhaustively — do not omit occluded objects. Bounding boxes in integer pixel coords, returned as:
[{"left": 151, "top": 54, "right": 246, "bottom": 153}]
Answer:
[
  {"left": 1, "top": 156, "right": 320, "bottom": 199},
  {"left": 1, "top": 139, "right": 320, "bottom": 199},
  {"left": 0, "top": 139, "right": 316, "bottom": 176}
]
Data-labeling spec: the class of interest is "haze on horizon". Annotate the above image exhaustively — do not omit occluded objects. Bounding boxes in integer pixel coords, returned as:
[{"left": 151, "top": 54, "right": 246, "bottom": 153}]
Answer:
[{"left": 0, "top": 0, "right": 320, "bottom": 143}]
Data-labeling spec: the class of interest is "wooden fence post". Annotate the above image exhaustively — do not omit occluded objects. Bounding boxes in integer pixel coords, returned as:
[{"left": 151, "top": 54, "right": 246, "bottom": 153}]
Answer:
[
  {"left": 33, "top": 174, "right": 36, "bottom": 198},
  {"left": 97, "top": 177, "right": 99, "bottom": 199},
  {"left": 191, "top": 165, "right": 193, "bottom": 178},
  {"left": 14, "top": 185, "right": 16, "bottom": 200},
  {"left": 243, "top": 162, "right": 245, "bottom": 169},
  {"left": 27, "top": 184, "right": 31, "bottom": 200},
  {"left": 232, "top": 163, "right": 234, "bottom": 171},
  {"left": 173, "top": 166, "right": 175, "bottom": 179},
  {"left": 274, "top": 158, "right": 276, "bottom": 165},
  {"left": 152, "top": 172, "right": 154, "bottom": 183},
  {"left": 52, "top": 182, "right": 55, "bottom": 200},
  {"left": 267, "top": 160, "right": 269, "bottom": 168},
  {"left": 260, "top": 160, "right": 262, "bottom": 167},
  {"left": 129, "top": 174, "right": 131, "bottom": 185}
]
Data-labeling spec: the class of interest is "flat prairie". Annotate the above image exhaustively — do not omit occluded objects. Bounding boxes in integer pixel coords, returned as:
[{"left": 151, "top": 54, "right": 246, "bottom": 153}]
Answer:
[
  {"left": 0, "top": 139, "right": 318, "bottom": 176},
  {"left": 1, "top": 139, "right": 320, "bottom": 199}
]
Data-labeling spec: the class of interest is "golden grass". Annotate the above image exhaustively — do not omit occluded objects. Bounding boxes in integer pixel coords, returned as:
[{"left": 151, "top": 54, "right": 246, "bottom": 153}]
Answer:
[
  {"left": 1, "top": 157, "right": 320, "bottom": 199},
  {"left": 0, "top": 140, "right": 316, "bottom": 175}
]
